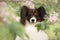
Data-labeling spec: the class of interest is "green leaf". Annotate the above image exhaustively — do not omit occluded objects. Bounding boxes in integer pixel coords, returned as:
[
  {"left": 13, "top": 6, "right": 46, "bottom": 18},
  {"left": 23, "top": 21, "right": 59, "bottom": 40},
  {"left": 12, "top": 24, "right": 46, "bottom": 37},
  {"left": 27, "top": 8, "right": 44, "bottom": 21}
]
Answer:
[
  {"left": 5, "top": 21, "right": 29, "bottom": 40},
  {"left": 35, "top": 21, "right": 50, "bottom": 31}
]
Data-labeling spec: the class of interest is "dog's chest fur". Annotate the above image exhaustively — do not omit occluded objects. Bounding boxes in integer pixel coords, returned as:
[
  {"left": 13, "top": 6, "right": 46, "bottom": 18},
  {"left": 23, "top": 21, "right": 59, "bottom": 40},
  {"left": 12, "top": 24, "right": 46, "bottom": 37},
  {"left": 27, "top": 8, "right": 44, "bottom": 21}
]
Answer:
[
  {"left": 15, "top": 21, "right": 48, "bottom": 40},
  {"left": 25, "top": 21, "right": 48, "bottom": 40}
]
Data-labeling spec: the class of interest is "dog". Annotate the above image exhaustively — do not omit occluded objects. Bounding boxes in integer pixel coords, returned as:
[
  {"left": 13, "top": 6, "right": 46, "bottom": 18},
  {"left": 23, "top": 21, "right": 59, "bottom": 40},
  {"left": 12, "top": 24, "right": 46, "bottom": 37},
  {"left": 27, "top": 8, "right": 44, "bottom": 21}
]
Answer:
[
  {"left": 15, "top": 6, "right": 48, "bottom": 40},
  {"left": 20, "top": 6, "right": 46, "bottom": 25}
]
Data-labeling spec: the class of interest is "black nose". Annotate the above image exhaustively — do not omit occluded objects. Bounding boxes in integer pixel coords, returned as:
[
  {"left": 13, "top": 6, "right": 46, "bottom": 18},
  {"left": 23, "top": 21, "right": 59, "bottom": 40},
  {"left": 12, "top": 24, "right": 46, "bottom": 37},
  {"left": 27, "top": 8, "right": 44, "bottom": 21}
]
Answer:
[{"left": 32, "top": 19, "right": 35, "bottom": 23}]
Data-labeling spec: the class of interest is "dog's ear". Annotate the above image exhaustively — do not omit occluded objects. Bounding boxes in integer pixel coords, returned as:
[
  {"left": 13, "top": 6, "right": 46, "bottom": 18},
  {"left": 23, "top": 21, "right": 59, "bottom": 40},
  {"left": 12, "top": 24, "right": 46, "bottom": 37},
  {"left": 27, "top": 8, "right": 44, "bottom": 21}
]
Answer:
[
  {"left": 20, "top": 6, "right": 29, "bottom": 25},
  {"left": 36, "top": 6, "right": 46, "bottom": 21}
]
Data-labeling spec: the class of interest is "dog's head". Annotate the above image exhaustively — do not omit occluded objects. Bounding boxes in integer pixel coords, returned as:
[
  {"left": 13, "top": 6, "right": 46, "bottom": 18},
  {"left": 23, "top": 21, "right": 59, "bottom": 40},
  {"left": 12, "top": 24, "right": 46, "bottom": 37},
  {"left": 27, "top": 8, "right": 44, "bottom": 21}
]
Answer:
[{"left": 20, "top": 6, "right": 46, "bottom": 25}]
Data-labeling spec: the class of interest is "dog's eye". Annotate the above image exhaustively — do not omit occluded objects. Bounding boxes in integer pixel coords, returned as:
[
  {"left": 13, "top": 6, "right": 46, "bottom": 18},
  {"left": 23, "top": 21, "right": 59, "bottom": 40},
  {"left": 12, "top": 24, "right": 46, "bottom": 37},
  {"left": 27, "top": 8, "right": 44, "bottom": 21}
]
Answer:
[{"left": 35, "top": 15, "right": 38, "bottom": 17}]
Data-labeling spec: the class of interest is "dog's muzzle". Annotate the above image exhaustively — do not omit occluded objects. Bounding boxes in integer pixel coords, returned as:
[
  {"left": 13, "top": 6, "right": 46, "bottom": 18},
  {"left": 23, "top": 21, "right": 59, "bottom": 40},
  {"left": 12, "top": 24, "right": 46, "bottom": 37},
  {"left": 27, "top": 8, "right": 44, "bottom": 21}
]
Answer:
[{"left": 30, "top": 16, "right": 36, "bottom": 23}]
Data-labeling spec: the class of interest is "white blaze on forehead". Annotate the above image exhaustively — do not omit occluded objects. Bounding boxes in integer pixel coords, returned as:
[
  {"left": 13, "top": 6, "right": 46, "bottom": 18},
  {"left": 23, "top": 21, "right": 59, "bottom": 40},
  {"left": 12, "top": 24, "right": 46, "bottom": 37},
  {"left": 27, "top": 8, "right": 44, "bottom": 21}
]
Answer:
[{"left": 30, "top": 16, "right": 36, "bottom": 23}]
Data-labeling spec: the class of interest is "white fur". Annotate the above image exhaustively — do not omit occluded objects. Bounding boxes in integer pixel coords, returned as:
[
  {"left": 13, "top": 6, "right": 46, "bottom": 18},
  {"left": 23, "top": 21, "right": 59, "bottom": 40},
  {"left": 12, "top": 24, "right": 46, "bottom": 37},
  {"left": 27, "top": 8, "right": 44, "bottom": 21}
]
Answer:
[
  {"left": 15, "top": 21, "right": 48, "bottom": 40},
  {"left": 25, "top": 21, "right": 48, "bottom": 40},
  {"left": 15, "top": 36, "right": 21, "bottom": 40}
]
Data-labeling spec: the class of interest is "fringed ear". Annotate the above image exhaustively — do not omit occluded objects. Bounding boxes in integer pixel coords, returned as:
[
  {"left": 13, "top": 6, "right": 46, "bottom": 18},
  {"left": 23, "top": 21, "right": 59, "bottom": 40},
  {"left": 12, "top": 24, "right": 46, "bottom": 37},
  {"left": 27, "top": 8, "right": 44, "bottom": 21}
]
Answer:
[
  {"left": 20, "top": 6, "right": 29, "bottom": 25},
  {"left": 36, "top": 6, "right": 46, "bottom": 21}
]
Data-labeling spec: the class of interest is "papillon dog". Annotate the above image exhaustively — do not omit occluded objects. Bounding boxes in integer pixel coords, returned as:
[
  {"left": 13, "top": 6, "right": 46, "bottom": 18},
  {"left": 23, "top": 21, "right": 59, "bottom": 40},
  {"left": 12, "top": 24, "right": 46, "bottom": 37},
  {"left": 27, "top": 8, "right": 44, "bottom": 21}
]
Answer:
[{"left": 15, "top": 6, "right": 48, "bottom": 40}]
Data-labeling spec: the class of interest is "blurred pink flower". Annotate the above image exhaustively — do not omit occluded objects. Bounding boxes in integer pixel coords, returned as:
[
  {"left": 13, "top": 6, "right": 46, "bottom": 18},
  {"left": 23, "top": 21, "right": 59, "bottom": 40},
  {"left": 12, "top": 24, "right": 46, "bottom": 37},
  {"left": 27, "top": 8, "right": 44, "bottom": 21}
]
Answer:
[
  {"left": 0, "top": 2, "right": 9, "bottom": 23},
  {"left": 48, "top": 14, "right": 58, "bottom": 23},
  {"left": 24, "top": 0, "right": 35, "bottom": 9},
  {"left": 0, "top": 2, "right": 7, "bottom": 17},
  {"left": 0, "top": 2, "right": 6, "bottom": 7}
]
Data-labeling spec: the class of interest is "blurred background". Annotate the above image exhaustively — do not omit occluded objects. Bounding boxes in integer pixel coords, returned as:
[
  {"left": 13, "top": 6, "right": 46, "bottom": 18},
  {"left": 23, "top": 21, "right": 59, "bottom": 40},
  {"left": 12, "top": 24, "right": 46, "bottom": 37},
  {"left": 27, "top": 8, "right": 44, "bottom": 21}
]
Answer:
[{"left": 0, "top": 0, "right": 60, "bottom": 40}]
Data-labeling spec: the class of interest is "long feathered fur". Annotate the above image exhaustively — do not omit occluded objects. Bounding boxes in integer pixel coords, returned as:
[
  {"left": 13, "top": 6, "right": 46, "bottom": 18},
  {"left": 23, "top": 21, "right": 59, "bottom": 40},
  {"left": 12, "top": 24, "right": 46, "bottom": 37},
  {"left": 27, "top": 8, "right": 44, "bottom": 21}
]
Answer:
[
  {"left": 20, "top": 6, "right": 29, "bottom": 25},
  {"left": 36, "top": 6, "right": 46, "bottom": 21}
]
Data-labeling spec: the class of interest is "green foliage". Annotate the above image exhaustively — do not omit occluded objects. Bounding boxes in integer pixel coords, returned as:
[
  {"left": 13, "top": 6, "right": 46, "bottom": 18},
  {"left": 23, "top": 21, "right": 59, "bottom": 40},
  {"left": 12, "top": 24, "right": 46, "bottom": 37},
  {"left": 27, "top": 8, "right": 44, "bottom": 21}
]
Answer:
[
  {"left": 0, "top": 1, "right": 60, "bottom": 40},
  {"left": 35, "top": 20, "right": 50, "bottom": 31},
  {"left": 0, "top": 22, "right": 28, "bottom": 40},
  {"left": 6, "top": 21, "right": 29, "bottom": 40},
  {"left": 0, "top": 22, "right": 14, "bottom": 40},
  {"left": 6, "top": 2, "right": 21, "bottom": 16},
  {"left": 0, "top": 2, "right": 29, "bottom": 40}
]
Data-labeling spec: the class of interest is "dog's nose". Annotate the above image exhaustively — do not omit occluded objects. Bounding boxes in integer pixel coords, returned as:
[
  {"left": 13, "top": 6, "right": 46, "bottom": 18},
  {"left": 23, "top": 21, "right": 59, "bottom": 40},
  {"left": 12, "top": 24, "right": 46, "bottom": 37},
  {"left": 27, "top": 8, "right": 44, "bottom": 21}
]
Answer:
[
  {"left": 31, "top": 19, "right": 35, "bottom": 23},
  {"left": 30, "top": 16, "right": 36, "bottom": 23}
]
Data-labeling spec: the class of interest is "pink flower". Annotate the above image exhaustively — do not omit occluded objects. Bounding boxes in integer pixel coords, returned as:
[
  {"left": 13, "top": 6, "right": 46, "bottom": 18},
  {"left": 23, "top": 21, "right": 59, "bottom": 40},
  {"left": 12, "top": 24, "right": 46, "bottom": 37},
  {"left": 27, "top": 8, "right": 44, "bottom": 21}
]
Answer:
[
  {"left": 0, "top": 2, "right": 6, "bottom": 7},
  {"left": 25, "top": 0, "right": 35, "bottom": 9},
  {"left": 49, "top": 16, "right": 56, "bottom": 22},
  {"left": 49, "top": 15, "right": 58, "bottom": 23},
  {"left": 0, "top": 2, "right": 7, "bottom": 17}
]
